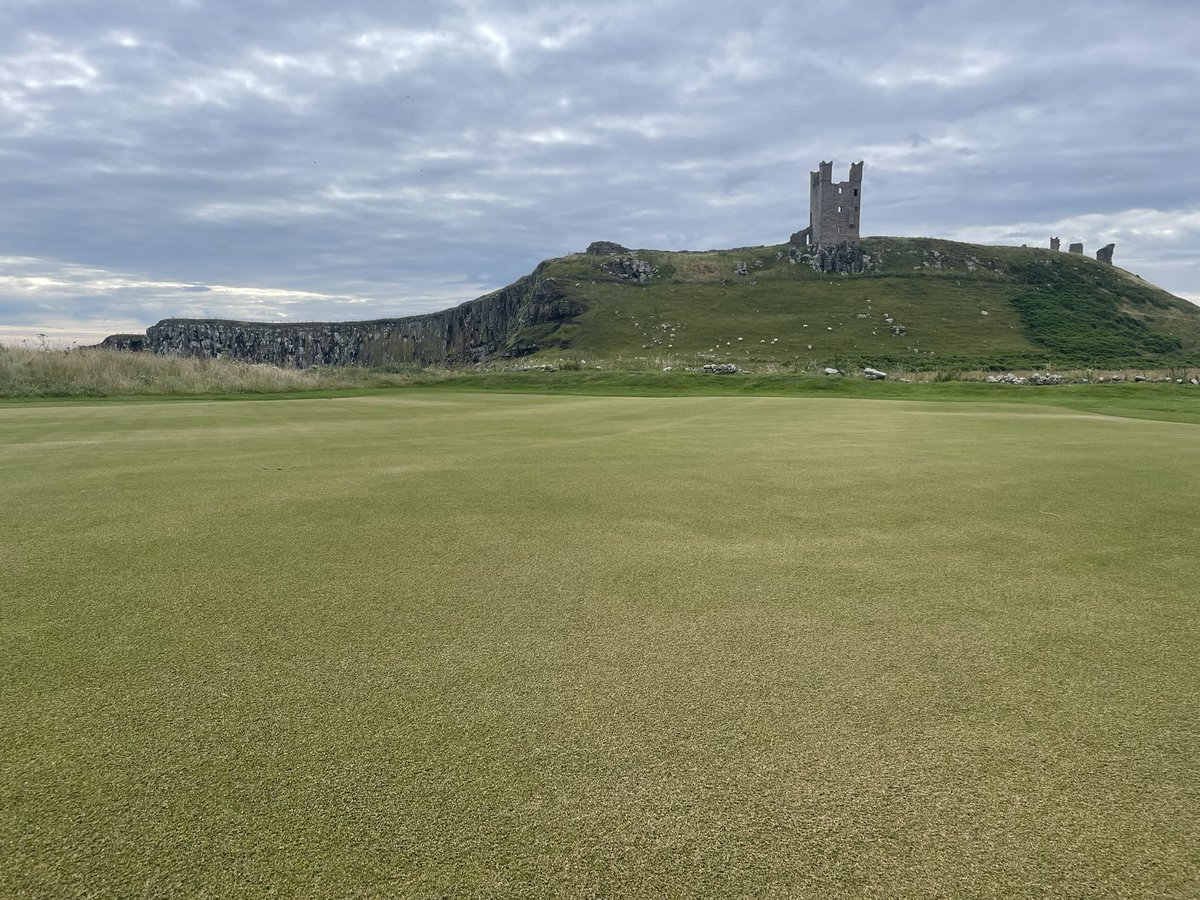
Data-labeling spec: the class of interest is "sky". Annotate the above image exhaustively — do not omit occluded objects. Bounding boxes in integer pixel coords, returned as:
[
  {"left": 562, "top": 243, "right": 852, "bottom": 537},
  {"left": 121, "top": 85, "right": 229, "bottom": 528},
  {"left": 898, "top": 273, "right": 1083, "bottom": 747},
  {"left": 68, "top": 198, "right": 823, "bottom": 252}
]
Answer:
[{"left": 1, "top": 0, "right": 1198, "bottom": 345}]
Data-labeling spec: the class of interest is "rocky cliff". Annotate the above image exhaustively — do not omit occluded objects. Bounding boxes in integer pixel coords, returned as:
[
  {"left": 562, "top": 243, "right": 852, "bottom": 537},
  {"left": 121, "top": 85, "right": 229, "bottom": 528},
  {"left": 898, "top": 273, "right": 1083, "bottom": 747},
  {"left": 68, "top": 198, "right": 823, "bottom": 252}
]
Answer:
[{"left": 105, "top": 266, "right": 584, "bottom": 368}]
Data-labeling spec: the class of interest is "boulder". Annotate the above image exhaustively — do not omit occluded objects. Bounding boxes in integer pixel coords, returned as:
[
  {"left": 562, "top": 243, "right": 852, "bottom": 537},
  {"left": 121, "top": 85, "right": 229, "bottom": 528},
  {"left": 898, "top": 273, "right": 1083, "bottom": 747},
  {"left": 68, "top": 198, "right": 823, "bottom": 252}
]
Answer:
[{"left": 863, "top": 367, "right": 887, "bottom": 380}]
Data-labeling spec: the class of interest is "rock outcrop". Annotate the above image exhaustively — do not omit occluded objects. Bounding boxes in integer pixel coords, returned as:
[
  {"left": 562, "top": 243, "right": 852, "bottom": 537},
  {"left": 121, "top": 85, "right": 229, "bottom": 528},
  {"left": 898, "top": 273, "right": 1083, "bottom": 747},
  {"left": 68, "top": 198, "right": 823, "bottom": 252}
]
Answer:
[
  {"left": 585, "top": 241, "right": 631, "bottom": 256},
  {"left": 789, "top": 241, "right": 866, "bottom": 274},
  {"left": 602, "top": 255, "right": 657, "bottom": 283},
  {"left": 123, "top": 268, "right": 585, "bottom": 368},
  {"left": 97, "top": 334, "right": 146, "bottom": 352}
]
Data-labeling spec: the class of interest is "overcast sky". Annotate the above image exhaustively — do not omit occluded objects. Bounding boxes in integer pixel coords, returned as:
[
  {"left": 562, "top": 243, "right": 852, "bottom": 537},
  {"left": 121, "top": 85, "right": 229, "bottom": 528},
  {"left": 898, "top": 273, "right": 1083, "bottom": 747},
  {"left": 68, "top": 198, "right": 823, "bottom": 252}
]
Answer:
[{"left": 2, "top": 0, "right": 1197, "bottom": 345}]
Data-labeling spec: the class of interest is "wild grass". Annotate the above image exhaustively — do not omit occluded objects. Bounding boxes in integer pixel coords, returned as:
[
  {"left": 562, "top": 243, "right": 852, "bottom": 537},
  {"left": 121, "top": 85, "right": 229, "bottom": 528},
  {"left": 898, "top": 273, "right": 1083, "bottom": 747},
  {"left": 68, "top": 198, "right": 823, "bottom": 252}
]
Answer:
[
  {"left": 0, "top": 345, "right": 465, "bottom": 397},
  {"left": 3, "top": 392, "right": 1198, "bottom": 897}
]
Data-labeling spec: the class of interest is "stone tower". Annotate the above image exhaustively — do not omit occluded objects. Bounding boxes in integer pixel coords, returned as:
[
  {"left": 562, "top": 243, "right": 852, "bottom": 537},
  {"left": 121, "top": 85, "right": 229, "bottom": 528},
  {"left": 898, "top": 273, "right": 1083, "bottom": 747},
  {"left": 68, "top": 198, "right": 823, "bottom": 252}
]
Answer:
[{"left": 809, "top": 160, "right": 863, "bottom": 246}]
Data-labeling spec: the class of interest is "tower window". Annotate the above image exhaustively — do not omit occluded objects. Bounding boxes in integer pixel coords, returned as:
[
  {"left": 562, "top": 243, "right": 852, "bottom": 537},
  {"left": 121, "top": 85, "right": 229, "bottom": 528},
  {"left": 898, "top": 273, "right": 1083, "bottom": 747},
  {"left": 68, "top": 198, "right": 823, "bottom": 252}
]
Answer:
[{"left": 853, "top": 189, "right": 858, "bottom": 197}]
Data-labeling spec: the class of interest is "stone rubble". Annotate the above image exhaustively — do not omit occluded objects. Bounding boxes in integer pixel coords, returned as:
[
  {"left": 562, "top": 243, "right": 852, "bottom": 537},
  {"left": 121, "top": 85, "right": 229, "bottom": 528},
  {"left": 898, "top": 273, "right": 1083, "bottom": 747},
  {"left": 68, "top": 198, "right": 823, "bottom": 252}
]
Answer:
[{"left": 603, "top": 255, "right": 658, "bottom": 283}]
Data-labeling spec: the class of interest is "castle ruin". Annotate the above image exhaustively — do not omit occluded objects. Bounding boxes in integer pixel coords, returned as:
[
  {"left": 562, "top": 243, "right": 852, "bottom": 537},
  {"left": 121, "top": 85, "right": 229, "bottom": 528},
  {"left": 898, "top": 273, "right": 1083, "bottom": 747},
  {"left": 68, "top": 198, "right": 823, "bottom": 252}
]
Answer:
[
  {"left": 792, "top": 161, "right": 863, "bottom": 249},
  {"left": 1051, "top": 237, "right": 1115, "bottom": 264},
  {"left": 790, "top": 160, "right": 866, "bottom": 273}
]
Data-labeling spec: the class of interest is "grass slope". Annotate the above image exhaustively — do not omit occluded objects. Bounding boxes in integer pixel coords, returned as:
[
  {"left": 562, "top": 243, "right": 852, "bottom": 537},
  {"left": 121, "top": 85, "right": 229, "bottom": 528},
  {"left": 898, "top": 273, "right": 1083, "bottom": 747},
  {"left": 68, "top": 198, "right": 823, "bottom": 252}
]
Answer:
[
  {"left": 518, "top": 237, "right": 1200, "bottom": 369},
  {"left": 3, "top": 392, "right": 1199, "bottom": 898}
]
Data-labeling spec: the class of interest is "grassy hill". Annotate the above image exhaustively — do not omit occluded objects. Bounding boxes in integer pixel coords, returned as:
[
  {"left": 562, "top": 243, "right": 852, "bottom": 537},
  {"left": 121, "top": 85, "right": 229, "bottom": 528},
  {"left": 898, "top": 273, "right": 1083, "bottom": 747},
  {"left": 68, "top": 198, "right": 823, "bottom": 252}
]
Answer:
[{"left": 511, "top": 237, "right": 1200, "bottom": 371}]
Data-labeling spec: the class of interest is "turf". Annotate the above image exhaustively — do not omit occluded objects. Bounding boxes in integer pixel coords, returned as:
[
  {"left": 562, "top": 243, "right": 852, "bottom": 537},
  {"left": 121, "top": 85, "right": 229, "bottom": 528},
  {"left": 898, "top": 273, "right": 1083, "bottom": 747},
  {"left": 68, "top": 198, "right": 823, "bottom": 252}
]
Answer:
[{"left": 3, "top": 392, "right": 1198, "bottom": 898}]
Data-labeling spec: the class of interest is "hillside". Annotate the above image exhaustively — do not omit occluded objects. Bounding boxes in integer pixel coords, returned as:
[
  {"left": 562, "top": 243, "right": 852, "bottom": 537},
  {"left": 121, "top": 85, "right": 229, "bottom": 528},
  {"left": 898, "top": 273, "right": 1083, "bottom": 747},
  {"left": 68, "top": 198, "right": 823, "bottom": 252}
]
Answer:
[
  {"left": 528, "top": 238, "right": 1200, "bottom": 370},
  {"left": 101, "top": 237, "right": 1200, "bottom": 370}
]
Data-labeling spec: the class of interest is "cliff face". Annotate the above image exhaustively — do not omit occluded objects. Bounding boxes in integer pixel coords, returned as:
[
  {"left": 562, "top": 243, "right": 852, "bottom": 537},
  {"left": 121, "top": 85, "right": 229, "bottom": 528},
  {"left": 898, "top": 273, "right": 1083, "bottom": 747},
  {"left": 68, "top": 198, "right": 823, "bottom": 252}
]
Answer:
[
  {"left": 121, "top": 268, "right": 584, "bottom": 368},
  {"left": 96, "top": 334, "right": 146, "bottom": 352}
]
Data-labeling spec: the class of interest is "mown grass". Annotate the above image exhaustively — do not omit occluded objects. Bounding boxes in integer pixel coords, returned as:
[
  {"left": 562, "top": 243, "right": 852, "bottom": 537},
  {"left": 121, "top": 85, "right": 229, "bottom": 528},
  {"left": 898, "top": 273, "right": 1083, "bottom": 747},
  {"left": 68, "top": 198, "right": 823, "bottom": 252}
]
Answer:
[{"left": 3, "top": 392, "right": 1198, "bottom": 898}]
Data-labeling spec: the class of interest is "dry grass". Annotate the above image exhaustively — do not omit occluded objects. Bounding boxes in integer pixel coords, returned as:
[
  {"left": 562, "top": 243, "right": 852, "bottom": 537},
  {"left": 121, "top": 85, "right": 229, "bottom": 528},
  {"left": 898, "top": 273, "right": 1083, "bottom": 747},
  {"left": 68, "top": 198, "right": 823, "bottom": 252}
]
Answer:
[
  {"left": 0, "top": 346, "right": 318, "bottom": 396},
  {"left": 0, "top": 346, "right": 467, "bottom": 397},
  {"left": 667, "top": 253, "right": 725, "bottom": 281}
]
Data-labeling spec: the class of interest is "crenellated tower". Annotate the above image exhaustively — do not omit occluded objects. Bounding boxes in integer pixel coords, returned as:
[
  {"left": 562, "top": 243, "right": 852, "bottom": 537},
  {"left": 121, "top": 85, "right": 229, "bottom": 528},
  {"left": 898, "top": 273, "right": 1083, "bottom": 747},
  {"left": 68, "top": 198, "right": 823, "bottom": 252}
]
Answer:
[{"left": 808, "top": 160, "right": 862, "bottom": 246}]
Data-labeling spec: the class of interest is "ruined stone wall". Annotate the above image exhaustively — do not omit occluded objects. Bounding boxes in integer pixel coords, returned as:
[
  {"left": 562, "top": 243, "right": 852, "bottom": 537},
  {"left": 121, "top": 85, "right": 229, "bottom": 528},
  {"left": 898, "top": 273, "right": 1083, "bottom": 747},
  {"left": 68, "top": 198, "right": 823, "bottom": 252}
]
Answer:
[
  {"left": 809, "top": 160, "right": 863, "bottom": 246},
  {"left": 136, "top": 269, "right": 584, "bottom": 368}
]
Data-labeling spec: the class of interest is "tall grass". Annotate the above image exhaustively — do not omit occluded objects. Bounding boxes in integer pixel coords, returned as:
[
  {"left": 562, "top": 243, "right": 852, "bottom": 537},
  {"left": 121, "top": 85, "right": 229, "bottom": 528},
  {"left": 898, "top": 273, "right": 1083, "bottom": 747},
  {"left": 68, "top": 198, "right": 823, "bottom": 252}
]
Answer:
[
  {"left": 0, "top": 346, "right": 320, "bottom": 397},
  {"left": 0, "top": 346, "right": 464, "bottom": 397}
]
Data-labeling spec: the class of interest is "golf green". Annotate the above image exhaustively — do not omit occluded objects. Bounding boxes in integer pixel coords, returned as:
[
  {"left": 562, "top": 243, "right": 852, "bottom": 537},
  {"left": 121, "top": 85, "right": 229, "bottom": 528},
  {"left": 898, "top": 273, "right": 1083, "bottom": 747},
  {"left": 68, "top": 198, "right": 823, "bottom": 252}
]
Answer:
[{"left": 3, "top": 392, "right": 1197, "bottom": 898}]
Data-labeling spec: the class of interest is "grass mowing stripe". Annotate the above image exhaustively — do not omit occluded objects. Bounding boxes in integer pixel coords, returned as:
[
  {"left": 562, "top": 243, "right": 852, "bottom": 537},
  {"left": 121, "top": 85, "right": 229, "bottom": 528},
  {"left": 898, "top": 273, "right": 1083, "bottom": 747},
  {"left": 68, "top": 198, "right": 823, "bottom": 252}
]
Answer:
[{"left": 2, "top": 393, "right": 1198, "bottom": 898}]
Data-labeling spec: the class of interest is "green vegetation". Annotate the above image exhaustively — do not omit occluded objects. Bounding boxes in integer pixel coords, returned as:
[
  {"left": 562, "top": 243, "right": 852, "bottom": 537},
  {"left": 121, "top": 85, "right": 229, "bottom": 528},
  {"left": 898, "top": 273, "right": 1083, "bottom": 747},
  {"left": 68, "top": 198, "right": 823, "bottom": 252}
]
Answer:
[
  {"left": 1009, "top": 257, "right": 1184, "bottom": 361},
  {"left": 515, "top": 237, "right": 1200, "bottom": 370},
  {"left": 3, "top": 391, "right": 1198, "bottom": 897}
]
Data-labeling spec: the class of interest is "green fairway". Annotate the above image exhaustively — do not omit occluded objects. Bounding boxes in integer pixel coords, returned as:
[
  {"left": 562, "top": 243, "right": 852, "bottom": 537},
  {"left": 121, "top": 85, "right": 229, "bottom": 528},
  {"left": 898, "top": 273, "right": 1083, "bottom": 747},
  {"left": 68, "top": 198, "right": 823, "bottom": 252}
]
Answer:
[{"left": 3, "top": 393, "right": 1198, "bottom": 898}]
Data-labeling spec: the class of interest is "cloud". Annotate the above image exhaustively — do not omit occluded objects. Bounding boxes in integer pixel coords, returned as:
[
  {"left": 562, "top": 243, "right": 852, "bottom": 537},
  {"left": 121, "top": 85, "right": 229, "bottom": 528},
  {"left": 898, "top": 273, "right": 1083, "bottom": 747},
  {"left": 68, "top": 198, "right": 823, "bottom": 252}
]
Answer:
[{"left": 1, "top": 0, "right": 1198, "bottom": 344}]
